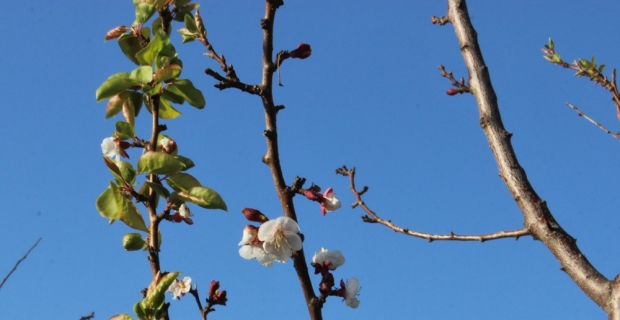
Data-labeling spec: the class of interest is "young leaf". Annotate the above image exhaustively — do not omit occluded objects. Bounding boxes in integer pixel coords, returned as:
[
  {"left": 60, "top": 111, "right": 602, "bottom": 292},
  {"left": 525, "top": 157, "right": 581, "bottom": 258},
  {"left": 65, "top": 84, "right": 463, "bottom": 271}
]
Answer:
[
  {"left": 116, "top": 121, "right": 135, "bottom": 140},
  {"left": 118, "top": 33, "right": 143, "bottom": 65},
  {"left": 137, "top": 151, "right": 185, "bottom": 175},
  {"left": 96, "top": 72, "right": 140, "bottom": 102},
  {"left": 96, "top": 182, "right": 122, "bottom": 220},
  {"left": 144, "top": 272, "right": 180, "bottom": 310},
  {"left": 129, "top": 66, "right": 154, "bottom": 83},
  {"left": 136, "top": 31, "right": 169, "bottom": 66},
  {"left": 144, "top": 181, "right": 171, "bottom": 199},
  {"left": 134, "top": 3, "right": 156, "bottom": 25},
  {"left": 176, "top": 155, "right": 195, "bottom": 171},
  {"left": 106, "top": 91, "right": 130, "bottom": 119},
  {"left": 122, "top": 96, "right": 137, "bottom": 127},
  {"left": 120, "top": 196, "right": 148, "bottom": 232},
  {"left": 166, "top": 79, "right": 205, "bottom": 108},
  {"left": 189, "top": 186, "right": 227, "bottom": 211},
  {"left": 161, "top": 87, "right": 185, "bottom": 104},
  {"left": 115, "top": 160, "right": 137, "bottom": 185},
  {"left": 133, "top": 301, "right": 146, "bottom": 320},
  {"left": 158, "top": 98, "right": 182, "bottom": 119},
  {"left": 109, "top": 314, "right": 135, "bottom": 320},
  {"left": 166, "top": 172, "right": 201, "bottom": 193},
  {"left": 183, "top": 14, "right": 198, "bottom": 34},
  {"left": 153, "top": 64, "right": 181, "bottom": 82}
]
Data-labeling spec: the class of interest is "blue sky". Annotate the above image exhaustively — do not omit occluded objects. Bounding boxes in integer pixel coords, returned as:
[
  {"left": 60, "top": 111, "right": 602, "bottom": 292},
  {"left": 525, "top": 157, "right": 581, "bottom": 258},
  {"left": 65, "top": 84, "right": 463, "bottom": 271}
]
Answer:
[{"left": 1, "top": 1, "right": 620, "bottom": 319}]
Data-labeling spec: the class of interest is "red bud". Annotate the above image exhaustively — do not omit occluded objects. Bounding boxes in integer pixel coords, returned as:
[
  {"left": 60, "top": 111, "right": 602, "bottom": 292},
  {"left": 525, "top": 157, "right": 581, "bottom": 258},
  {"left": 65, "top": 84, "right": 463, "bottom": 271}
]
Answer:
[
  {"left": 289, "top": 43, "right": 312, "bottom": 59},
  {"left": 446, "top": 88, "right": 459, "bottom": 96},
  {"left": 241, "top": 208, "right": 269, "bottom": 223}
]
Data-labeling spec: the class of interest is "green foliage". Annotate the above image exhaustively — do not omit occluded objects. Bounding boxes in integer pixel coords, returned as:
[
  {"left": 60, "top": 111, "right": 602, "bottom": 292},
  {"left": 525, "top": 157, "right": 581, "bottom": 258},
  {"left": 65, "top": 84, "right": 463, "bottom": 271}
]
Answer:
[
  {"left": 176, "top": 155, "right": 195, "bottom": 171},
  {"left": 106, "top": 91, "right": 130, "bottom": 119},
  {"left": 129, "top": 66, "right": 154, "bottom": 83},
  {"left": 134, "top": 3, "right": 157, "bottom": 26},
  {"left": 136, "top": 31, "right": 169, "bottom": 66},
  {"left": 110, "top": 160, "right": 137, "bottom": 186},
  {"left": 123, "top": 233, "right": 146, "bottom": 251},
  {"left": 96, "top": 72, "right": 140, "bottom": 102},
  {"left": 166, "top": 173, "right": 227, "bottom": 210},
  {"left": 166, "top": 79, "right": 205, "bottom": 108},
  {"left": 96, "top": 182, "right": 122, "bottom": 221},
  {"left": 137, "top": 151, "right": 185, "bottom": 175},
  {"left": 153, "top": 64, "right": 181, "bottom": 82},
  {"left": 115, "top": 121, "right": 135, "bottom": 140},
  {"left": 109, "top": 314, "right": 135, "bottom": 320},
  {"left": 120, "top": 196, "right": 148, "bottom": 232},
  {"left": 144, "top": 181, "right": 171, "bottom": 199},
  {"left": 118, "top": 33, "right": 143, "bottom": 65}
]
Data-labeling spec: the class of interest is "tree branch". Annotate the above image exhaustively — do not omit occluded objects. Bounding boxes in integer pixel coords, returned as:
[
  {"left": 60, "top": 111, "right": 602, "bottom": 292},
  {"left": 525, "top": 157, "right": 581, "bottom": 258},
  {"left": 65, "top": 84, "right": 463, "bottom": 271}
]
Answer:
[
  {"left": 0, "top": 237, "right": 42, "bottom": 291},
  {"left": 336, "top": 166, "right": 530, "bottom": 242},
  {"left": 565, "top": 102, "right": 620, "bottom": 142},
  {"left": 258, "top": 1, "right": 322, "bottom": 319},
  {"left": 446, "top": 0, "right": 615, "bottom": 316}
]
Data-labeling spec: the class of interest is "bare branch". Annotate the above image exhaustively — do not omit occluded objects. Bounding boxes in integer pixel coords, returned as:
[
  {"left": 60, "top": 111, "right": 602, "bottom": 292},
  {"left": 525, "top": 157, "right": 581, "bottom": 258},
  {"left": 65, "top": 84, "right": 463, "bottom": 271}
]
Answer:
[
  {"left": 336, "top": 166, "right": 530, "bottom": 242},
  {"left": 0, "top": 237, "right": 42, "bottom": 291},
  {"left": 565, "top": 102, "right": 620, "bottom": 142},
  {"left": 79, "top": 312, "right": 95, "bottom": 320}
]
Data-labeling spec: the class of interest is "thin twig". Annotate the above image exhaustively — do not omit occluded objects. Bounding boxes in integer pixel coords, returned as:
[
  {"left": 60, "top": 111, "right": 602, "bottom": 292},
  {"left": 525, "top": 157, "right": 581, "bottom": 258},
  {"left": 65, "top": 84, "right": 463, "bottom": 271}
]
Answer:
[
  {"left": 336, "top": 166, "right": 530, "bottom": 242},
  {"left": 79, "top": 312, "right": 95, "bottom": 320},
  {"left": 0, "top": 237, "right": 42, "bottom": 290},
  {"left": 565, "top": 102, "right": 620, "bottom": 142}
]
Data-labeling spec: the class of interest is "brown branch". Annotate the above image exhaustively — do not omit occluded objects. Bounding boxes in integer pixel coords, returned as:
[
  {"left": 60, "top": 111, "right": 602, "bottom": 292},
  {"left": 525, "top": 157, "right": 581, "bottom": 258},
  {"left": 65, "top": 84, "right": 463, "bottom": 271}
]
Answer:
[
  {"left": 439, "top": 65, "right": 470, "bottom": 94},
  {"left": 0, "top": 237, "right": 42, "bottom": 291},
  {"left": 336, "top": 166, "right": 529, "bottom": 242},
  {"left": 565, "top": 102, "right": 620, "bottom": 142},
  {"left": 258, "top": 1, "right": 322, "bottom": 319},
  {"left": 446, "top": 0, "right": 615, "bottom": 316},
  {"left": 204, "top": 68, "right": 262, "bottom": 95},
  {"left": 188, "top": 286, "right": 209, "bottom": 320}
]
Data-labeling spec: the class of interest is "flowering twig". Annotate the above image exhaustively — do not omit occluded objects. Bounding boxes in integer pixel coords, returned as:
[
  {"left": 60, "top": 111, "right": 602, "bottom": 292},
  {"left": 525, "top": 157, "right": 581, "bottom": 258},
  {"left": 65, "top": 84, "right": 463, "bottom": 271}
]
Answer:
[
  {"left": 0, "top": 237, "right": 42, "bottom": 291},
  {"left": 565, "top": 103, "right": 620, "bottom": 142},
  {"left": 188, "top": 286, "right": 210, "bottom": 320},
  {"left": 542, "top": 39, "right": 620, "bottom": 120},
  {"left": 336, "top": 166, "right": 529, "bottom": 242}
]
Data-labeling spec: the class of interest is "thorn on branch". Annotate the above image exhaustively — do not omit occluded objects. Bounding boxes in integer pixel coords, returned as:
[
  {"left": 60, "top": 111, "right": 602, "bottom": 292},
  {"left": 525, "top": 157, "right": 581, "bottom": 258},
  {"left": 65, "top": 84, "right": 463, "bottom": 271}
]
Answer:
[{"left": 274, "top": 105, "right": 285, "bottom": 114}]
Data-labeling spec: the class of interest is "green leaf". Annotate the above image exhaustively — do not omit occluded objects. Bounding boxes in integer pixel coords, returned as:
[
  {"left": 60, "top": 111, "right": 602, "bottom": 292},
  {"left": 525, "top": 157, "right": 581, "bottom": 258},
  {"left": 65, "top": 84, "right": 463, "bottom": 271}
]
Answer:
[
  {"left": 130, "top": 66, "right": 153, "bottom": 83},
  {"left": 158, "top": 98, "right": 182, "bottom": 119},
  {"left": 173, "top": 8, "right": 192, "bottom": 22},
  {"left": 161, "top": 88, "right": 185, "bottom": 104},
  {"left": 137, "top": 151, "right": 185, "bottom": 175},
  {"left": 144, "top": 271, "right": 181, "bottom": 310},
  {"left": 115, "top": 160, "right": 137, "bottom": 185},
  {"left": 135, "top": 3, "right": 156, "bottom": 25},
  {"left": 103, "top": 156, "right": 123, "bottom": 180},
  {"left": 189, "top": 186, "right": 227, "bottom": 210},
  {"left": 136, "top": 31, "right": 169, "bottom": 66},
  {"left": 172, "top": 187, "right": 227, "bottom": 211},
  {"left": 133, "top": 301, "right": 147, "bottom": 320},
  {"left": 118, "top": 33, "right": 143, "bottom": 65},
  {"left": 120, "top": 196, "right": 148, "bottom": 232},
  {"left": 144, "top": 82, "right": 163, "bottom": 96},
  {"left": 123, "top": 233, "right": 146, "bottom": 251},
  {"left": 123, "top": 96, "right": 136, "bottom": 127},
  {"left": 166, "top": 172, "right": 201, "bottom": 193},
  {"left": 152, "top": 17, "right": 163, "bottom": 36},
  {"left": 137, "top": 181, "right": 159, "bottom": 209},
  {"left": 548, "top": 38, "right": 554, "bottom": 50},
  {"left": 106, "top": 91, "right": 130, "bottom": 119},
  {"left": 599, "top": 64, "right": 606, "bottom": 73},
  {"left": 96, "top": 182, "right": 122, "bottom": 220},
  {"left": 153, "top": 64, "right": 182, "bottom": 82},
  {"left": 144, "top": 181, "right": 171, "bottom": 199},
  {"left": 167, "top": 79, "right": 205, "bottom": 108},
  {"left": 180, "top": 33, "right": 196, "bottom": 44},
  {"left": 96, "top": 72, "right": 140, "bottom": 102},
  {"left": 116, "top": 121, "right": 135, "bottom": 140},
  {"left": 176, "top": 155, "right": 195, "bottom": 171},
  {"left": 184, "top": 14, "right": 198, "bottom": 34}
]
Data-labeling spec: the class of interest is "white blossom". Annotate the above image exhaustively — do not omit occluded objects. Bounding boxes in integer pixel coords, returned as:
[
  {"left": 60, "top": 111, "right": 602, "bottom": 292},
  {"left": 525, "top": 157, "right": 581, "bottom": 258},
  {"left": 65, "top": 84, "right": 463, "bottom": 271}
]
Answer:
[
  {"left": 321, "top": 188, "right": 341, "bottom": 215},
  {"left": 168, "top": 277, "right": 191, "bottom": 300},
  {"left": 239, "top": 243, "right": 276, "bottom": 267},
  {"left": 312, "top": 248, "right": 345, "bottom": 270},
  {"left": 101, "top": 137, "right": 121, "bottom": 160},
  {"left": 344, "top": 277, "right": 360, "bottom": 309},
  {"left": 257, "top": 216, "right": 302, "bottom": 263}
]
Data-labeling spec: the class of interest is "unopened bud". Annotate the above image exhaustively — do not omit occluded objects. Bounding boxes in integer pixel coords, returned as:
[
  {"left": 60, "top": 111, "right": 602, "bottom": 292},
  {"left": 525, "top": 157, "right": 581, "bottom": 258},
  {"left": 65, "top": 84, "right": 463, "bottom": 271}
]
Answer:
[
  {"left": 304, "top": 190, "right": 324, "bottom": 202},
  {"left": 446, "top": 88, "right": 460, "bottom": 96},
  {"left": 105, "top": 26, "right": 128, "bottom": 41},
  {"left": 241, "top": 208, "right": 269, "bottom": 223},
  {"left": 208, "top": 280, "right": 220, "bottom": 296},
  {"left": 289, "top": 43, "right": 312, "bottom": 59},
  {"left": 122, "top": 233, "right": 146, "bottom": 251},
  {"left": 214, "top": 290, "right": 227, "bottom": 305}
]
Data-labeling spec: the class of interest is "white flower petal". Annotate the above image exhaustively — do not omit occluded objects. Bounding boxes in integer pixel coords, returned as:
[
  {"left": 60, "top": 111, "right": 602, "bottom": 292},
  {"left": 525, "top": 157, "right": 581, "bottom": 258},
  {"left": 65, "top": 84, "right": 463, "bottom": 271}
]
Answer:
[
  {"left": 285, "top": 232, "right": 303, "bottom": 251},
  {"left": 345, "top": 277, "right": 361, "bottom": 309}
]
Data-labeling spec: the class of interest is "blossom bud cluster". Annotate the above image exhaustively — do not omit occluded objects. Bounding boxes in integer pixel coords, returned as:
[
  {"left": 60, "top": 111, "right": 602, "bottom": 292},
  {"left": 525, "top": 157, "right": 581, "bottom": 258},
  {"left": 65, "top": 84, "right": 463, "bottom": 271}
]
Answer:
[
  {"left": 304, "top": 187, "right": 342, "bottom": 216},
  {"left": 311, "top": 248, "right": 360, "bottom": 309}
]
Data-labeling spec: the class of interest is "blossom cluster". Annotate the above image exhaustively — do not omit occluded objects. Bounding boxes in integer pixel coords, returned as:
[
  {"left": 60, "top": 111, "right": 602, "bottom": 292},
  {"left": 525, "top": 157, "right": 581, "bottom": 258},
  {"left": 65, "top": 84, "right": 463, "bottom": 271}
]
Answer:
[{"left": 238, "top": 212, "right": 302, "bottom": 267}]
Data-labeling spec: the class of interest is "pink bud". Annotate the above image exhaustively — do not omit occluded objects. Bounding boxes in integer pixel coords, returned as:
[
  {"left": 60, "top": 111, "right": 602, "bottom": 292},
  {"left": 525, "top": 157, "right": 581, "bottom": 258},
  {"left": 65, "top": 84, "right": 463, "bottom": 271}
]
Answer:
[
  {"left": 304, "top": 190, "right": 324, "bottom": 202},
  {"left": 289, "top": 43, "right": 312, "bottom": 59},
  {"left": 446, "top": 88, "right": 459, "bottom": 96},
  {"left": 208, "top": 280, "right": 220, "bottom": 297}
]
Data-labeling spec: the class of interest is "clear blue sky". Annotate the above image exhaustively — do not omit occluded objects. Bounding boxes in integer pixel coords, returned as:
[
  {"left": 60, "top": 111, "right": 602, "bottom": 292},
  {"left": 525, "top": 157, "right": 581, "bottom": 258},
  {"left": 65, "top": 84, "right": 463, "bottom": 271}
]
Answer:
[{"left": 1, "top": 1, "right": 620, "bottom": 319}]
